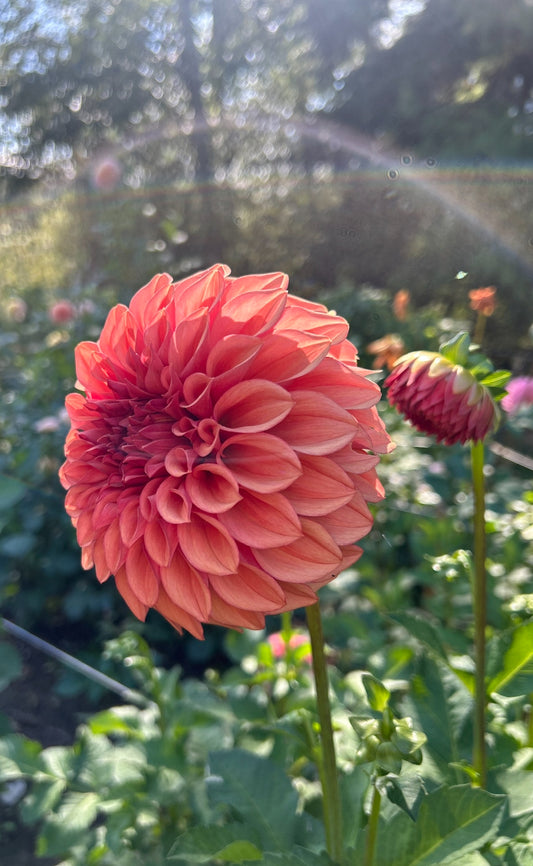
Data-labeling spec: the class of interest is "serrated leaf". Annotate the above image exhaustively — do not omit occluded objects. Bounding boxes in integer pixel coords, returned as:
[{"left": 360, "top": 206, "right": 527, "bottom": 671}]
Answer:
[
  {"left": 168, "top": 823, "right": 262, "bottom": 862},
  {"left": 0, "top": 733, "right": 42, "bottom": 780},
  {"left": 20, "top": 777, "right": 66, "bottom": 824},
  {"left": 487, "top": 622, "right": 533, "bottom": 697},
  {"left": 208, "top": 749, "right": 299, "bottom": 851},
  {"left": 374, "top": 784, "right": 505, "bottom": 866},
  {"left": 37, "top": 791, "right": 100, "bottom": 858}
]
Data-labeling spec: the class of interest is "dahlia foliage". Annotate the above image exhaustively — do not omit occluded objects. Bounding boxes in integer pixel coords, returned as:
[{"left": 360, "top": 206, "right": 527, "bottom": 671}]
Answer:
[{"left": 60, "top": 265, "right": 391, "bottom": 637}]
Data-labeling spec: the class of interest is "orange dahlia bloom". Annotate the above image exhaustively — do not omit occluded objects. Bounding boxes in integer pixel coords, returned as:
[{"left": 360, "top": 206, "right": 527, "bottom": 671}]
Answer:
[
  {"left": 469, "top": 286, "right": 496, "bottom": 317},
  {"left": 392, "top": 289, "right": 410, "bottom": 321},
  {"left": 60, "top": 264, "right": 391, "bottom": 637},
  {"left": 385, "top": 351, "right": 498, "bottom": 445},
  {"left": 367, "top": 334, "right": 405, "bottom": 371}
]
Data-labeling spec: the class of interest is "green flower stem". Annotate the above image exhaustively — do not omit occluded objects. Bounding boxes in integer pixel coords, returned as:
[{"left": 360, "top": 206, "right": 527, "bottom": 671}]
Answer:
[
  {"left": 471, "top": 439, "right": 487, "bottom": 788},
  {"left": 306, "top": 601, "right": 343, "bottom": 864},
  {"left": 363, "top": 782, "right": 382, "bottom": 866}
]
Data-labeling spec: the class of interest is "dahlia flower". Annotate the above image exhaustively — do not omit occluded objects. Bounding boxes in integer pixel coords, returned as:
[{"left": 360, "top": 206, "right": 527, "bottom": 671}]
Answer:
[
  {"left": 469, "top": 286, "right": 496, "bottom": 317},
  {"left": 501, "top": 376, "right": 533, "bottom": 414},
  {"left": 60, "top": 264, "right": 391, "bottom": 637},
  {"left": 385, "top": 349, "right": 499, "bottom": 445}
]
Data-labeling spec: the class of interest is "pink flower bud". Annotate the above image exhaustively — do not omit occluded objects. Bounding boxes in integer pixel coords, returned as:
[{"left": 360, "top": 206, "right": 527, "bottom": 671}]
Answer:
[{"left": 385, "top": 351, "right": 498, "bottom": 445}]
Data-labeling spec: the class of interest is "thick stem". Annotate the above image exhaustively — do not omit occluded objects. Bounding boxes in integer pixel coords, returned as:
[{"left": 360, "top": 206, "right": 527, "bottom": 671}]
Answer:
[
  {"left": 363, "top": 783, "right": 382, "bottom": 866},
  {"left": 471, "top": 439, "right": 487, "bottom": 787},
  {"left": 306, "top": 602, "right": 343, "bottom": 864}
]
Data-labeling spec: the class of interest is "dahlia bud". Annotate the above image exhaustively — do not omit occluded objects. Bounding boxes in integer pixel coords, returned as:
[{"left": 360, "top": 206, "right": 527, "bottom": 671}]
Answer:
[{"left": 385, "top": 341, "right": 502, "bottom": 445}]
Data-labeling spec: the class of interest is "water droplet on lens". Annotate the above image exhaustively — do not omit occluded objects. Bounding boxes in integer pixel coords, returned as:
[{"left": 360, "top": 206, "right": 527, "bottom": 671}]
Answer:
[
  {"left": 387, "top": 168, "right": 399, "bottom": 181},
  {"left": 425, "top": 157, "right": 437, "bottom": 167},
  {"left": 401, "top": 154, "right": 413, "bottom": 166}
]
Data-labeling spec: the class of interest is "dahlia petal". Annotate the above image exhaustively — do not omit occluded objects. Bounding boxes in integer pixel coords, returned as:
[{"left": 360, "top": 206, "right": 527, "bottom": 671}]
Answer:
[
  {"left": 278, "top": 298, "right": 349, "bottom": 343},
  {"left": 81, "top": 544, "right": 94, "bottom": 570},
  {"left": 318, "top": 492, "right": 373, "bottom": 545},
  {"left": 225, "top": 272, "right": 289, "bottom": 296},
  {"left": 254, "top": 518, "right": 342, "bottom": 582},
  {"left": 285, "top": 454, "right": 354, "bottom": 516},
  {"left": 272, "top": 390, "right": 357, "bottom": 455},
  {"left": 159, "top": 554, "right": 211, "bottom": 621},
  {"left": 167, "top": 308, "right": 210, "bottom": 380},
  {"left": 164, "top": 446, "right": 195, "bottom": 477},
  {"left": 185, "top": 463, "right": 242, "bottom": 513},
  {"left": 206, "top": 334, "right": 262, "bottom": 378},
  {"left": 155, "top": 477, "right": 192, "bottom": 524},
  {"left": 169, "top": 263, "right": 227, "bottom": 318},
  {"left": 349, "top": 470, "right": 385, "bottom": 503},
  {"left": 245, "top": 331, "right": 331, "bottom": 382},
  {"left": 275, "top": 581, "right": 318, "bottom": 611},
  {"left": 103, "top": 518, "right": 126, "bottom": 573},
  {"left": 181, "top": 372, "right": 213, "bottom": 416},
  {"left": 333, "top": 445, "right": 380, "bottom": 475},
  {"left": 125, "top": 540, "right": 160, "bottom": 606},
  {"left": 214, "top": 379, "right": 294, "bottom": 432},
  {"left": 177, "top": 512, "right": 239, "bottom": 575},
  {"left": 208, "top": 564, "right": 286, "bottom": 611},
  {"left": 144, "top": 519, "right": 178, "bottom": 567},
  {"left": 218, "top": 432, "right": 302, "bottom": 493},
  {"left": 213, "top": 287, "right": 287, "bottom": 340},
  {"left": 207, "top": 591, "right": 266, "bottom": 630},
  {"left": 92, "top": 534, "right": 112, "bottom": 582},
  {"left": 114, "top": 566, "right": 150, "bottom": 622},
  {"left": 289, "top": 358, "right": 380, "bottom": 409},
  {"left": 129, "top": 273, "right": 173, "bottom": 329},
  {"left": 154, "top": 585, "right": 205, "bottom": 640},
  {"left": 76, "top": 509, "right": 95, "bottom": 547},
  {"left": 220, "top": 491, "right": 301, "bottom": 548}
]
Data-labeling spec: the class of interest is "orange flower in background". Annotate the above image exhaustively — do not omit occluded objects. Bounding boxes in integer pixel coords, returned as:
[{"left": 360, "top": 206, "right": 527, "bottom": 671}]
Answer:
[
  {"left": 367, "top": 334, "right": 405, "bottom": 371},
  {"left": 385, "top": 350, "right": 498, "bottom": 445},
  {"left": 393, "top": 289, "right": 410, "bottom": 321},
  {"left": 469, "top": 286, "right": 496, "bottom": 317},
  {"left": 60, "top": 264, "right": 392, "bottom": 637}
]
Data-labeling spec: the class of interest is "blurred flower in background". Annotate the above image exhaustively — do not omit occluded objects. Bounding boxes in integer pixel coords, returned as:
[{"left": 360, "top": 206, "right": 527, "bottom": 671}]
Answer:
[
  {"left": 49, "top": 300, "right": 76, "bottom": 323},
  {"left": 501, "top": 376, "right": 533, "bottom": 414},
  {"left": 367, "top": 334, "right": 405, "bottom": 371},
  {"left": 392, "top": 289, "right": 410, "bottom": 321},
  {"left": 469, "top": 286, "right": 497, "bottom": 317}
]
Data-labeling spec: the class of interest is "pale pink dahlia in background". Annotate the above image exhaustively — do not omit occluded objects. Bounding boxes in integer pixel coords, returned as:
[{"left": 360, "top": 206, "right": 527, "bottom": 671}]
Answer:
[
  {"left": 60, "top": 264, "right": 391, "bottom": 638},
  {"left": 385, "top": 350, "right": 498, "bottom": 445},
  {"left": 501, "top": 376, "right": 533, "bottom": 414}
]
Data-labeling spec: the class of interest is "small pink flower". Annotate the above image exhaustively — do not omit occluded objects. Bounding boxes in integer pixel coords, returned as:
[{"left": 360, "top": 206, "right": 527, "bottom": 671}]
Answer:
[
  {"left": 501, "top": 376, "right": 533, "bottom": 414},
  {"left": 49, "top": 300, "right": 76, "bottom": 323},
  {"left": 385, "top": 351, "right": 498, "bottom": 445},
  {"left": 268, "top": 632, "right": 312, "bottom": 664},
  {"left": 92, "top": 156, "right": 122, "bottom": 190}
]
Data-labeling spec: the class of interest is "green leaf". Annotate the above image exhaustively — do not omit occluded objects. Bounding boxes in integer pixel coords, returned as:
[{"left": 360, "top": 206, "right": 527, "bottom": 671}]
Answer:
[
  {"left": 439, "top": 332, "right": 470, "bottom": 367},
  {"left": 0, "top": 641, "right": 22, "bottom": 691},
  {"left": 208, "top": 749, "right": 299, "bottom": 851},
  {"left": 389, "top": 612, "right": 448, "bottom": 662},
  {"left": 362, "top": 673, "right": 390, "bottom": 712},
  {"left": 36, "top": 791, "right": 100, "bottom": 858},
  {"left": 340, "top": 767, "right": 368, "bottom": 848},
  {"left": 21, "top": 778, "right": 66, "bottom": 824},
  {"left": 383, "top": 775, "right": 426, "bottom": 821},
  {"left": 374, "top": 784, "right": 505, "bottom": 866},
  {"left": 0, "top": 733, "right": 42, "bottom": 780},
  {"left": 487, "top": 622, "right": 533, "bottom": 697},
  {"left": 479, "top": 370, "right": 511, "bottom": 389},
  {"left": 168, "top": 823, "right": 262, "bottom": 862},
  {"left": 403, "top": 657, "right": 474, "bottom": 780}
]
